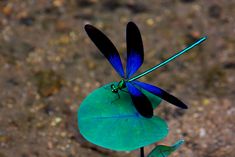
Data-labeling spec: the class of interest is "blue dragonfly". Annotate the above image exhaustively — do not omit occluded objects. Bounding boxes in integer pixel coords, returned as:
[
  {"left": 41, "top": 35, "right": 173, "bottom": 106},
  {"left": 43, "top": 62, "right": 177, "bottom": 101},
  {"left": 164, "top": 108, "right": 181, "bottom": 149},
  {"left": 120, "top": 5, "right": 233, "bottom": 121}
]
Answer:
[{"left": 85, "top": 22, "right": 206, "bottom": 118}]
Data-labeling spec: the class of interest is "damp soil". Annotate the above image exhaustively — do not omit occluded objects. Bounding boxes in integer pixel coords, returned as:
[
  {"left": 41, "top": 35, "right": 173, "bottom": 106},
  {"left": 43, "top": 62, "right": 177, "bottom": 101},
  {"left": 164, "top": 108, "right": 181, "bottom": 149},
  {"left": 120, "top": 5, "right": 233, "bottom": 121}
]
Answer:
[{"left": 0, "top": 0, "right": 234, "bottom": 157}]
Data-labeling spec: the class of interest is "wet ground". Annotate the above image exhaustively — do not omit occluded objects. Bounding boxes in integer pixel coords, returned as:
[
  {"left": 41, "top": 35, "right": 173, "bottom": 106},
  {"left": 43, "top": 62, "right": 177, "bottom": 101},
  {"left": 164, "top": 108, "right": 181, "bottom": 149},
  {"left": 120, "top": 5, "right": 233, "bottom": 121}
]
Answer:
[{"left": 0, "top": 0, "right": 234, "bottom": 157}]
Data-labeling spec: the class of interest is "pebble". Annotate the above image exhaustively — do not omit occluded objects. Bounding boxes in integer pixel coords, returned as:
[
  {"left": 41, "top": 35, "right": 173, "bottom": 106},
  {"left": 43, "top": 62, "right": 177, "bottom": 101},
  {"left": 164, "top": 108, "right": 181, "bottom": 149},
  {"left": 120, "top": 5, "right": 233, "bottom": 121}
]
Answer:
[
  {"left": 77, "top": 0, "right": 97, "bottom": 7},
  {"left": 55, "top": 20, "right": 67, "bottom": 32},
  {"left": 19, "top": 16, "right": 35, "bottom": 26},
  {"left": 199, "top": 128, "right": 206, "bottom": 137},
  {"left": 202, "top": 98, "right": 210, "bottom": 106},
  {"left": 180, "top": 0, "right": 195, "bottom": 3},
  {"left": 208, "top": 4, "right": 222, "bottom": 19},
  {"left": 51, "top": 117, "right": 62, "bottom": 126},
  {"left": 2, "top": 3, "right": 13, "bottom": 16},
  {"left": 193, "top": 113, "right": 199, "bottom": 118},
  {"left": 47, "top": 141, "right": 53, "bottom": 149},
  {"left": 103, "top": 1, "right": 121, "bottom": 11},
  {"left": 56, "top": 35, "right": 71, "bottom": 45},
  {"left": 126, "top": 2, "right": 148, "bottom": 13},
  {"left": 146, "top": 18, "right": 154, "bottom": 27},
  {"left": 53, "top": 0, "right": 65, "bottom": 7},
  {"left": 60, "top": 131, "right": 67, "bottom": 137},
  {"left": 0, "top": 135, "right": 10, "bottom": 143}
]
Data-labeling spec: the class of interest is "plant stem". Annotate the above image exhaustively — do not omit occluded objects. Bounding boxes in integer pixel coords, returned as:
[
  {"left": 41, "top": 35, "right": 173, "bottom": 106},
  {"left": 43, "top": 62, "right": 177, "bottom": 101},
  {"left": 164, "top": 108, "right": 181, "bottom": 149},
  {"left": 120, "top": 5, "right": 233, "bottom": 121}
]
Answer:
[{"left": 140, "top": 147, "right": 144, "bottom": 157}]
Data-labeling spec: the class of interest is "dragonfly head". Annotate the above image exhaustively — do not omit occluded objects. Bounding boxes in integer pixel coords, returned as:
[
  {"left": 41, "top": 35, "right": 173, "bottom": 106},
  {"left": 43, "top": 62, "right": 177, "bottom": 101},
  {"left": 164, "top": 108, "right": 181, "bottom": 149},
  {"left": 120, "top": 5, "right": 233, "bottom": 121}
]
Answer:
[{"left": 111, "top": 84, "right": 118, "bottom": 93}]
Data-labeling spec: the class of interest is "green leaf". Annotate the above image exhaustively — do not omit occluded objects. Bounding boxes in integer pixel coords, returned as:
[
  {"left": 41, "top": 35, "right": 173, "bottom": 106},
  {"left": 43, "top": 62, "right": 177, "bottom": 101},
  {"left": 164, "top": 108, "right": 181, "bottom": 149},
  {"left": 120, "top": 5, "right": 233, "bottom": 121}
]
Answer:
[
  {"left": 78, "top": 82, "right": 167, "bottom": 151},
  {"left": 147, "top": 140, "right": 184, "bottom": 157}
]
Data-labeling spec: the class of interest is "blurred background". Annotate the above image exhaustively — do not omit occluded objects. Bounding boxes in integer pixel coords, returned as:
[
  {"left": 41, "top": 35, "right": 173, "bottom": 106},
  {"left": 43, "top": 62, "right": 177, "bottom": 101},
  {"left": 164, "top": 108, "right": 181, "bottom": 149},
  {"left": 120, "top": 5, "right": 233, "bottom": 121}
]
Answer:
[{"left": 0, "top": 0, "right": 234, "bottom": 157}]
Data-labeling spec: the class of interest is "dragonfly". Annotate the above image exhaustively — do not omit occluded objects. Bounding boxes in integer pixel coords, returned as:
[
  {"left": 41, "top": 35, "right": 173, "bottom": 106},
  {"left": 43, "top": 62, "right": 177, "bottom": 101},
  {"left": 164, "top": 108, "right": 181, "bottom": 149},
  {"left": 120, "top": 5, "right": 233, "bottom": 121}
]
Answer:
[{"left": 85, "top": 22, "right": 206, "bottom": 118}]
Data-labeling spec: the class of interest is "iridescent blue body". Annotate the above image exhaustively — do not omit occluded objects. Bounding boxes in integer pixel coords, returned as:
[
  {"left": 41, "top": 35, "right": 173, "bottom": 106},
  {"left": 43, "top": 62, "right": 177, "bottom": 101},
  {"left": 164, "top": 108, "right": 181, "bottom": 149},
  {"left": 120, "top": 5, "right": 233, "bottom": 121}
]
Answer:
[{"left": 85, "top": 22, "right": 207, "bottom": 118}]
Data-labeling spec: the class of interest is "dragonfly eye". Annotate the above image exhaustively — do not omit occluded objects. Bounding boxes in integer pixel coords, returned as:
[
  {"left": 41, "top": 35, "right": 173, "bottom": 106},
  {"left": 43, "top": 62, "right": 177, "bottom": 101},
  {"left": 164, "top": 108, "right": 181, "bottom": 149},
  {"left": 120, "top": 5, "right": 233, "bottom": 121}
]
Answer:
[
  {"left": 112, "top": 89, "right": 118, "bottom": 93},
  {"left": 111, "top": 84, "right": 118, "bottom": 93}
]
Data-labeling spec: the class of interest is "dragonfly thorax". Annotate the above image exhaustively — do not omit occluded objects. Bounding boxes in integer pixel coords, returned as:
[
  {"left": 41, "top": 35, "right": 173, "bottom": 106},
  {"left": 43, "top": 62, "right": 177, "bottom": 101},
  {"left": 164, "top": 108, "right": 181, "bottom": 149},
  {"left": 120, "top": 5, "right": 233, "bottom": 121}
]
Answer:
[{"left": 111, "top": 80, "right": 126, "bottom": 93}]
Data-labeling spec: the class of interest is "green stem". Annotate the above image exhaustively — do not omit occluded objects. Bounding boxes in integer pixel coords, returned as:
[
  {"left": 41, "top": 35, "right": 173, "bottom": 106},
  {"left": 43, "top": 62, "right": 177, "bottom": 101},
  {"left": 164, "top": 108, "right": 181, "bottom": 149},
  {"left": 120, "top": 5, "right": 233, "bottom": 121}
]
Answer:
[{"left": 140, "top": 147, "right": 144, "bottom": 157}]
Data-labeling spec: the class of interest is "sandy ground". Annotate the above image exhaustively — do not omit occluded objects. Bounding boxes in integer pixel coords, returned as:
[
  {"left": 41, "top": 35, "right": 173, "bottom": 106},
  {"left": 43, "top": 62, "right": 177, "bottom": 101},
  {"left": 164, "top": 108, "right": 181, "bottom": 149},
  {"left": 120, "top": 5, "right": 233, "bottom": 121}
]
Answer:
[{"left": 0, "top": 0, "right": 234, "bottom": 157}]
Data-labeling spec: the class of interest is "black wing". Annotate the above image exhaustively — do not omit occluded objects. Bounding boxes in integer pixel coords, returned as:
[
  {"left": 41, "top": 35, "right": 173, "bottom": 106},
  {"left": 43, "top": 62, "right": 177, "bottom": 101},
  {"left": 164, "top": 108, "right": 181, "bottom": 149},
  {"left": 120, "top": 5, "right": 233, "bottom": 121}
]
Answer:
[
  {"left": 85, "top": 24, "right": 125, "bottom": 78},
  {"left": 126, "top": 22, "right": 144, "bottom": 78},
  {"left": 126, "top": 82, "right": 153, "bottom": 118},
  {"left": 133, "top": 81, "right": 188, "bottom": 109}
]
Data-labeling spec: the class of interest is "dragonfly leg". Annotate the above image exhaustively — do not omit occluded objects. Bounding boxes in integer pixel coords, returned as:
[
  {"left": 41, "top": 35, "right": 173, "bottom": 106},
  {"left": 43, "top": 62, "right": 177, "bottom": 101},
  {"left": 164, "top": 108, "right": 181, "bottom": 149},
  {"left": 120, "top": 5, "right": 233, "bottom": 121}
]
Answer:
[
  {"left": 110, "top": 92, "right": 120, "bottom": 104},
  {"left": 110, "top": 88, "right": 131, "bottom": 104},
  {"left": 119, "top": 89, "right": 129, "bottom": 94}
]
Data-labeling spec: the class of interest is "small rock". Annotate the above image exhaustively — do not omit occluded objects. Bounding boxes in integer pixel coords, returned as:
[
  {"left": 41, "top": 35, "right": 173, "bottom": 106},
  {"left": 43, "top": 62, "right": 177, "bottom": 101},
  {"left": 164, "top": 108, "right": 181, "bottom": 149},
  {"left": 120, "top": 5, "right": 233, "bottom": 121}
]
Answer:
[
  {"left": 103, "top": 1, "right": 121, "bottom": 11},
  {"left": 202, "top": 98, "right": 210, "bottom": 106},
  {"left": 60, "top": 131, "right": 67, "bottom": 137},
  {"left": 77, "top": 0, "right": 97, "bottom": 7},
  {"left": 43, "top": 105, "right": 54, "bottom": 115},
  {"left": 47, "top": 141, "right": 53, "bottom": 149},
  {"left": 126, "top": 2, "right": 148, "bottom": 13},
  {"left": 34, "top": 70, "right": 63, "bottom": 97},
  {"left": 146, "top": 18, "right": 154, "bottom": 27},
  {"left": 208, "top": 4, "right": 222, "bottom": 19},
  {"left": 53, "top": 0, "right": 65, "bottom": 7},
  {"left": 223, "top": 62, "right": 235, "bottom": 69},
  {"left": 19, "top": 16, "right": 35, "bottom": 26},
  {"left": 0, "top": 134, "right": 11, "bottom": 143},
  {"left": 180, "top": 0, "right": 195, "bottom": 3},
  {"left": 2, "top": 3, "right": 13, "bottom": 17},
  {"left": 51, "top": 117, "right": 62, "bottom": 126},
  {"left": 199, "top": 128, "right": 206, "bottom": 137},
  {"left": 55, "top": 20, "right": 71, "bottom": 32}
]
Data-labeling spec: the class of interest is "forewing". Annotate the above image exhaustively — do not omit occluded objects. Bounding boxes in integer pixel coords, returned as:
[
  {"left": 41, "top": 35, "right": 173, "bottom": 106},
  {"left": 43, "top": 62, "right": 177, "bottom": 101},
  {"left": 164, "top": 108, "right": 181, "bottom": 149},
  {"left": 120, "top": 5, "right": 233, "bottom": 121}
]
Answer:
[
  {"left": 126, "top": 82, "right": 153, "bottom": 118},
  {"left": 133, "top": 81, "right": 188, "bottom": 109},
  {"left": 85, "top": 24, "right": 125, "bottom": 78},
  {"left": 126, "top": 22, "right": 144, "bottom": 78}
]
